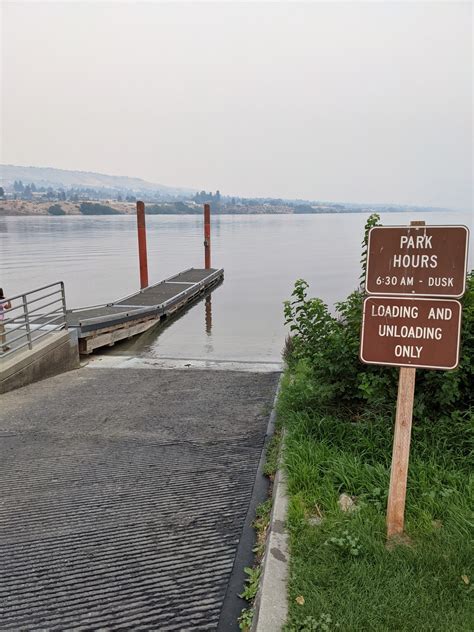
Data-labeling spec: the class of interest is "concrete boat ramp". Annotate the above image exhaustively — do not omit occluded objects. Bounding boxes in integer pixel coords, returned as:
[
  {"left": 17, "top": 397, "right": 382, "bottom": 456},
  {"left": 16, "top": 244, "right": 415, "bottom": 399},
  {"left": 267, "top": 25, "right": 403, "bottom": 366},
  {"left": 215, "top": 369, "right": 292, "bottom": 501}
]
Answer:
[
  {"left": 0, "top": 354, "right": 281, "bottom": 631},
  {"left": 1, "top": 263, "right": 283, "bottom": 629}
]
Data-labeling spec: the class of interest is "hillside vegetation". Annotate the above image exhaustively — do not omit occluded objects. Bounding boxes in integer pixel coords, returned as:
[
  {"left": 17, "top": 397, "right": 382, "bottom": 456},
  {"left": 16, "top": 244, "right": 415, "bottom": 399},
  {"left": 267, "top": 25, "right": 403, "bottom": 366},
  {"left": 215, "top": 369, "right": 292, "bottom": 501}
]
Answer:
[{"left": 0, "top": 164, "right": 192, "bottom": 196}]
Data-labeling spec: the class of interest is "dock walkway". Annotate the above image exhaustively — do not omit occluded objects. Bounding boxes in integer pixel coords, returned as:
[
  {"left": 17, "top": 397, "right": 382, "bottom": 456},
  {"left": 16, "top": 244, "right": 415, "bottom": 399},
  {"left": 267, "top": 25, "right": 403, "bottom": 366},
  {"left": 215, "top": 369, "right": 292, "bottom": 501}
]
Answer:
[
  {"left": 0, "top": 364, "right": 280, "bottom": 630},
  {"left": 67, "top": 268, "right": 224, "bottom": 354}
]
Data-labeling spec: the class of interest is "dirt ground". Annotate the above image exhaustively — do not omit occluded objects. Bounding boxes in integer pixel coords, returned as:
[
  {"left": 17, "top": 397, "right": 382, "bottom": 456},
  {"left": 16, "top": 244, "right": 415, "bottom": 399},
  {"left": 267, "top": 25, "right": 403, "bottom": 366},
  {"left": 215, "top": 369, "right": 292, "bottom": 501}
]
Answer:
[{"left": 0, "top": 200, "right": 136, "bottom": 216}]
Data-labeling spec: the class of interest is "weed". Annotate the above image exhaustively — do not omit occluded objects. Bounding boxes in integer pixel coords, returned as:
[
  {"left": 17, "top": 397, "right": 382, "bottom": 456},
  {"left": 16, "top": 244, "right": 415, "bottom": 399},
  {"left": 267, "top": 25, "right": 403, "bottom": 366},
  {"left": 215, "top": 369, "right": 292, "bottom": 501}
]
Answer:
[
  {"left": 239, "top": 566, "right": 261, "bottom": 601},
  {"left": 287, "top": 613, "right": 340, "bottom": 631},
  {"left": 283, "top": 333, "right": 295, "bottom": 363},
  {"left": 263, "top": 426, "right": 283, "bottom": 478},
  {"left": 324, "top": 530, "right": 362, "bottom": 557},
  {"left": 359, "top": 486, "right": 387, "bottom": 511},
  {"left": 252, "top": 499, "right": 272, "bottom": 560},
  {"left": 238, "top": 607, "right": 253, "bottom": 631}
]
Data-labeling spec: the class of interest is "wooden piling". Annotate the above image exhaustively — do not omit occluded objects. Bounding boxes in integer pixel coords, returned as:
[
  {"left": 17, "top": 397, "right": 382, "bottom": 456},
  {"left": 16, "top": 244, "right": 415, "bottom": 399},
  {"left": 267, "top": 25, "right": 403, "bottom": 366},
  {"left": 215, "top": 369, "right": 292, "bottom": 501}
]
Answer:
[
  {"left": 136, "top": 201, "right": 149, "bottom": 289},
  {"left": 204, "top": 204, "right": 211, "bottom": 269}
]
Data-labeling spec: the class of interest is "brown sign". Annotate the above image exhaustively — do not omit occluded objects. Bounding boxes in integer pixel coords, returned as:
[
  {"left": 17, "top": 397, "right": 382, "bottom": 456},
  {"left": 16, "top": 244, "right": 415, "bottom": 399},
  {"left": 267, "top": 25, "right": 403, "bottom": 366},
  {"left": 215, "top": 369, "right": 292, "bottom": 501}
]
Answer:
[
  {"left": 366, "top": 225, "right": 469, "bottom": 298},
  {"left": 360, "top": 296, "right": 462, "bottom": 370}
]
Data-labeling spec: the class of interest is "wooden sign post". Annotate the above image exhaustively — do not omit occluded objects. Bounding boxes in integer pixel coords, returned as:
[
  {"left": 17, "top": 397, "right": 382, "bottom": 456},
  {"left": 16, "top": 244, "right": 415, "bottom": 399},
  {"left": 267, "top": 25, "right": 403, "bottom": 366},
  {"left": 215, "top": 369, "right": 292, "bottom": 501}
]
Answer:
[
  {"left": 386, "top": 365, "right": 416, "bottom": 537},
  {"left": 361, "top": 220, "right": 469, "bottom": 539},
  {"left": 386, "top": 220, "right": 424, "bottom": 538}
]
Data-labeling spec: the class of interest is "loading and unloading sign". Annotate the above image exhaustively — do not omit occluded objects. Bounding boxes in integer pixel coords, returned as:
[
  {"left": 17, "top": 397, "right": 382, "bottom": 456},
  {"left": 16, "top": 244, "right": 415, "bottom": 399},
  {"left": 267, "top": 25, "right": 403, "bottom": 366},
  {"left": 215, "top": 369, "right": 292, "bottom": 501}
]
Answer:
[{"left": 361, "top": 225, "right": 469, "bottom": 370}]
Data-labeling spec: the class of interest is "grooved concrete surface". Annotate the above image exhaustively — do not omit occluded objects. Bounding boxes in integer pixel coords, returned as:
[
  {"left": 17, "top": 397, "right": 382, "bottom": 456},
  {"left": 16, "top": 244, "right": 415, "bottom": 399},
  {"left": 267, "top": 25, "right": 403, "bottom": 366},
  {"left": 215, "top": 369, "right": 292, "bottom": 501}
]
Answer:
[
  {"left": 167, "top": 270, "right": 218, "bottom": 284},
  {"left": 0, "top": 368, "right": 279, "bottom": 630},
  {"left": 66, "top": 305, "right": 145, "bottom": 326},
  {"left": 117, "top": 282, "right": 194, "bottom": 307}
]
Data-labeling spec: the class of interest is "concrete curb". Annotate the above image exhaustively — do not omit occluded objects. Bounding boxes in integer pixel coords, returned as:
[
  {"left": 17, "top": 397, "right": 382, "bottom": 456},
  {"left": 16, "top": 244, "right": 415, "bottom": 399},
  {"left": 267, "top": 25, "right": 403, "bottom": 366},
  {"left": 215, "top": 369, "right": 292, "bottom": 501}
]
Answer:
[
  {"left": 252, "top": 437, "right": 289, "bottom": 631},
  {"left": 217, "top": 374, "right": 282, "bottom": 631}
]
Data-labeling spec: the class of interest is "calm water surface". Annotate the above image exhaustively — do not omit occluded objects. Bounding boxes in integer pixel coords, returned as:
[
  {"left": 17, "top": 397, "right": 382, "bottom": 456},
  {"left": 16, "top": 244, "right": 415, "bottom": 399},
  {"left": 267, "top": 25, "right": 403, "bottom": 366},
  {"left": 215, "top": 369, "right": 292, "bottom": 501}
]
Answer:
[{"left": 1, "top": 213, "right": 471, "bottom": 363}]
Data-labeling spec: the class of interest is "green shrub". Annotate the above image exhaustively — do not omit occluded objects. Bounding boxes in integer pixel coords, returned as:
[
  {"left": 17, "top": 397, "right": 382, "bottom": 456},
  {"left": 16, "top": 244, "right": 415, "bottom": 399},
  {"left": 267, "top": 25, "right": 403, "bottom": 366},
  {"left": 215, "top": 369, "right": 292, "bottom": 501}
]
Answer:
[
  {"left": 79, "top": 202, "right": 121, "bottom": 215},
  {"left": 283, "top": 215, "right": 474, "bottom": 423},
  {"left": 48, "top": 204, "right": 65, "bottom": 216},
  {"left": 146, "top": 202, "right": 200, "bottom": 214},
  {"left": 146, "top": 204, "right": 172, "bottom": 214}
]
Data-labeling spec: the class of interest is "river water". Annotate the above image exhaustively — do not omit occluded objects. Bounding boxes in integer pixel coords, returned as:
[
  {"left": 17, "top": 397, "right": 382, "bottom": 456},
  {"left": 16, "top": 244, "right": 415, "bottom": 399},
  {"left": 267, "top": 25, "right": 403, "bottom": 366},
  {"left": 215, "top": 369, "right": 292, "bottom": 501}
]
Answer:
[{"left": 1, "top": 212, "right": 471, "bottom": 364}]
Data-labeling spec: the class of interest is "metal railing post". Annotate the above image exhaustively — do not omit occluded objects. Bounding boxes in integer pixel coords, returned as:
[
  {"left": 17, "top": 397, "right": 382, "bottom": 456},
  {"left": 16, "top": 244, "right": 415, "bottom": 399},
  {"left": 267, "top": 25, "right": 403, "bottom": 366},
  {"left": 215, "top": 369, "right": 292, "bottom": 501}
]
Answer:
[
  {"left": 60, "top": 282, "right": 67, "bottom": 327},
  {"left": 22, "top": 294, "right": 33, "bottom": 350},
  {"left": 3, "top": 281, "right": 68, "bottom": 358}
]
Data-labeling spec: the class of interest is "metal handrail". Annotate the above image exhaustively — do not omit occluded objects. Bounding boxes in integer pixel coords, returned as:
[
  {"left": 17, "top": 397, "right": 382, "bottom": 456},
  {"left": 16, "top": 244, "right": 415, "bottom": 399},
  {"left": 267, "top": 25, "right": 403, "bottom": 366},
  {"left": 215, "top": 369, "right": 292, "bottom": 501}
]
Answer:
[
  {"left": 1, "top": 282, "right": 68, "bottom": 359},
  {"left": 4, "top": 289, "right": 64, "bottom": 313},
  {"left": 5, "top": 312, "right": 65, "bottom": 339},
  {"left": 15, "top": 297, "right": 64, "bottom": 319},
  {"left": 4, "top": 282, "right": 64, "bottom": 303},
  {"left": 7, "top": 314, "right": 67, "bottom": 347}
]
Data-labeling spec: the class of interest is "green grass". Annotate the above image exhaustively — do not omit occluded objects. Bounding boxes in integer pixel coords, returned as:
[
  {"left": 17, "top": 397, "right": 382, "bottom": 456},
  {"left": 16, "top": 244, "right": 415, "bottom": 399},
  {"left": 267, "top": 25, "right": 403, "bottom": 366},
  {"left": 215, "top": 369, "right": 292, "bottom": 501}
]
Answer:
[
  {"left": 264, "top": 423, "right": 283, "bottom": 478},
  {"left": 279, "top": 369, "right": 474, "bottom": 632}
]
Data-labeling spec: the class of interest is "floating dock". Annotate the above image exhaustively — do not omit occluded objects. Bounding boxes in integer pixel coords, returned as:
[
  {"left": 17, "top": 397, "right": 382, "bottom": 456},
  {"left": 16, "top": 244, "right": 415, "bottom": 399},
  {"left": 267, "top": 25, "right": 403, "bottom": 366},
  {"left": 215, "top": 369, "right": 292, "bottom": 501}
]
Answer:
[{"left": 67, "top": 267, "right": 224, "bottom": 354}]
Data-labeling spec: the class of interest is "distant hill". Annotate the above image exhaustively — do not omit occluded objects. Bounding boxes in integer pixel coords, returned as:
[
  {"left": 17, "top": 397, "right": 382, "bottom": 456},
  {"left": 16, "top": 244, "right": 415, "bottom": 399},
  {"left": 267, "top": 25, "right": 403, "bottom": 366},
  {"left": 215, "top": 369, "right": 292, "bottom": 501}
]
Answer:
[{"left": 0, "top": 164, "right": 194, "bottom": 196}]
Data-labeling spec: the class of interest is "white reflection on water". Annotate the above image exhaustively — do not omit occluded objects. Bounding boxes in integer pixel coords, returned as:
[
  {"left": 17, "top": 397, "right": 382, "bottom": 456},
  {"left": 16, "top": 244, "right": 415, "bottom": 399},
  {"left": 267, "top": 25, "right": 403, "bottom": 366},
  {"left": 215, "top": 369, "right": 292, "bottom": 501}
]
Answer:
[{"left": 1, "top": 212, "right": 471, "bottom": 362}]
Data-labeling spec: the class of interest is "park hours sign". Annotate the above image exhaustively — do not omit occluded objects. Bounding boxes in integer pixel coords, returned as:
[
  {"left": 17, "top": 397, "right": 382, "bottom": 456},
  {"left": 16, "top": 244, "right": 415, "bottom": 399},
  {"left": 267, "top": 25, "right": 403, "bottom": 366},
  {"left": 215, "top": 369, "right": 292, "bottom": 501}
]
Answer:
[
  {"left": 361, "top": 224, "right": 468, "bottom": 371},
  {"left": 366, "top": 225, "right": 469, "bottom": 298},
  {"left": 360, "top": 222, "right": 469, "bottom": 539}
]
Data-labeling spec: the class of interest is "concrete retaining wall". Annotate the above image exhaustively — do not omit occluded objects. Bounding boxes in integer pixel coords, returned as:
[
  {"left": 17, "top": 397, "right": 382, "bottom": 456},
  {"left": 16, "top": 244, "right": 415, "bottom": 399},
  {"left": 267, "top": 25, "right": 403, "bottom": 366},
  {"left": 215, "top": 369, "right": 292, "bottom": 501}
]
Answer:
[{"left": 0, "top": 331, "right": 80, "bottom": 394}]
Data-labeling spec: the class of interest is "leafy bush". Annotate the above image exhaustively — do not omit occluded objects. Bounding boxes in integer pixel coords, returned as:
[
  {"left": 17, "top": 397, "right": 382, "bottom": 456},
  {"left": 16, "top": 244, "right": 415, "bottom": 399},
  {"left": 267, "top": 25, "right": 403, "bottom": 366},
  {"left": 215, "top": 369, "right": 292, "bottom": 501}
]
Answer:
[
  {"left": 283, "top": 214, "right": 474, "bottom": 423},
  {"left": 146, "top": 202, "right": 200, "bottom": 214},
  {"left": 79, "top": 202, "right": 121, "bottom": 215},
  {"left": 48, "top": 204, "right": 65, "bottom": 216}
]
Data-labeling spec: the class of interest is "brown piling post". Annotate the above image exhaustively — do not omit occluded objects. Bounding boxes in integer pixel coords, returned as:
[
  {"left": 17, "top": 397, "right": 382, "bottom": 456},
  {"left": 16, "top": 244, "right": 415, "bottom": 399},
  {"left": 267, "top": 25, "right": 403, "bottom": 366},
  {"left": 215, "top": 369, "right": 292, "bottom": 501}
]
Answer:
[
  {"left": 204, "top": 203, "right": 211, "bottom": 269},
  {"left": 205, "top": 295, "right": 212, "bottom": 334},
  {"left": 136, "top": 200, "right": 149, "bottom": 289}
]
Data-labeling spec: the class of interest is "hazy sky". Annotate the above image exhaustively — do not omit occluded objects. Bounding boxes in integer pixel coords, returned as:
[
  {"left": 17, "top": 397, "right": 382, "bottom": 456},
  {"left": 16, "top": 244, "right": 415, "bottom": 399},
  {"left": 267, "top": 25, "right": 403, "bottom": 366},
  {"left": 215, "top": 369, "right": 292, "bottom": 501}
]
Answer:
[{"left": 1, "top": 1, "right": 472, "bottom": 209}]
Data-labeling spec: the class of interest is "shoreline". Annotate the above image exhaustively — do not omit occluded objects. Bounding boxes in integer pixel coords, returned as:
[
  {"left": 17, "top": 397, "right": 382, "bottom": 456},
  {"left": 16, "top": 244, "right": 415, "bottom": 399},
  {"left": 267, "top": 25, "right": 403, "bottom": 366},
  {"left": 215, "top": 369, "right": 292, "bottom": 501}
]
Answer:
[{"left": 0, "top": 200, "right": 449, "bottom": 218}]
